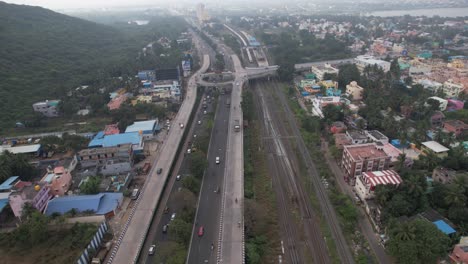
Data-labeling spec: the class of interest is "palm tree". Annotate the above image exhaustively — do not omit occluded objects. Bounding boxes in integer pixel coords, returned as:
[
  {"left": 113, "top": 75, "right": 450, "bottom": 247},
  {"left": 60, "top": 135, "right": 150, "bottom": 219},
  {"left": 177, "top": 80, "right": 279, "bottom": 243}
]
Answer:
[
  {"left": 393, "top": 222, "right": 416, "bottom": 241},
  {"left": 396, "top": 153, "right": 407, "bottom": 172},
  {"left": 444, "top": 185, "right": 466, "bottom": 208}
]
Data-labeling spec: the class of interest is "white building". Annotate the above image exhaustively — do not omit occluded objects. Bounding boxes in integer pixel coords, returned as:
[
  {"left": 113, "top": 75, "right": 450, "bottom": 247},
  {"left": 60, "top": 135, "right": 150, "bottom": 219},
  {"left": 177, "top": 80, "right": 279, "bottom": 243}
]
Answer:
[
  {"left": 354, "top": 170, "right": 402, "bottom": 200},
  {"left": 346, "top": 81, "right": 364, "bottom": 101},
  {"left": 355, "top": 55, "right": 391, "bottom": 72},
  {"left": 311, "top": 63, "right": 339, "bottom": 80},
  {"left": 426, "top": 96, "right": 448, "bottom": 111},
  {"left": 443, "top": 80, "right": 464, "bottom": 98},
  {"left": 32, "top": 100, "right": 60, "bottom": 117}
]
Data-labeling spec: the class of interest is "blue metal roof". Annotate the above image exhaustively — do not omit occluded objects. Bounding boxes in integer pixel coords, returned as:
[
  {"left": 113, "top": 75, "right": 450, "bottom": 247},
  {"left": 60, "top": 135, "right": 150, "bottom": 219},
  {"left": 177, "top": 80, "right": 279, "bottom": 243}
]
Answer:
[
  {"left": 88, "top": 131, "right": 105, "bottom": 148},
  {"left": 433, "top": 220, "right": 456, "bottom": 235},
  {"left": 0, "top": 198, "right": 9, "bottom": 213},
  {"left": 45, "top": 193, "right": 123, "bottom": 216},
  {"left": 125, "top": 120, "right": 157, "bottom": 134},
  {"left": 102, "top": 132, "right": 141, "bottom": 148},
  {"left": 0, "top": 176, "right": 19, "bottom": 191}
]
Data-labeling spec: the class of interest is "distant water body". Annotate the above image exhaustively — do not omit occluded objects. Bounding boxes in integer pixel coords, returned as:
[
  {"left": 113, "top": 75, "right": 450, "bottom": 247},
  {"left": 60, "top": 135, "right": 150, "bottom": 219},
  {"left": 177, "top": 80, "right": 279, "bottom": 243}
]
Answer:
[{"left": 366, "top": 7, "right": 468, "bottom": 17}]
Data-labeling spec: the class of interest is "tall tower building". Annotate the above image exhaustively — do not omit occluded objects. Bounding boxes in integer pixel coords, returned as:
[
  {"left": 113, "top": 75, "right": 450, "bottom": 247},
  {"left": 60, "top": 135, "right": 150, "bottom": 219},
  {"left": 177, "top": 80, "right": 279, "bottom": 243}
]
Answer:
[{"left": 196, "top": 3, "right": 210, "bottom": 24}]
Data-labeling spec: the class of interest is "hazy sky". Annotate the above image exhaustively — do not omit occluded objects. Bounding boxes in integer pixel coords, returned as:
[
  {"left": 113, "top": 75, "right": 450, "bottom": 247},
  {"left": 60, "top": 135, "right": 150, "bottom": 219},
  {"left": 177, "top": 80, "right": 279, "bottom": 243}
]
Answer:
[{"left": 3, "top": 0, "right": 163, "bottom": 9}]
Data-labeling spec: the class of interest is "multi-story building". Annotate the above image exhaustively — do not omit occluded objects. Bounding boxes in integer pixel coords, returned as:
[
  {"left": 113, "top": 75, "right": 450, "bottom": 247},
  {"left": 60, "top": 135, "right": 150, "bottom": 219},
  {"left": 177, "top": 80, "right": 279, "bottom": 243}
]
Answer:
[
  {"left": 427, "top": 96, "right": 448, "bottom": 111},
  {"left": 342, "top": 143, "right": 392, "bottom": 185},
  {"left": 9, "top": 181, "right": 51, "bottom": 220},
  {"left": 443, "top": 120, "right": 468, "bottom": 138},
  {"left": 432, "top": 167, "right": 459, "bottom": 184},
  {"left": 311, "top": 63, "right": 339, "bottom": 80},
  {"left": 354, "top": 170, "right": 402, "bottom": 200},
  {"left": 40, "top": 166, "right": 72, "bottom": 196},
  {"left": 346, "top": 130, "right": 368, "bottom": 144},
  {"left": 346, "top": 81, "right": 364, "bottom": 101},
  {"left": 365, "top": 130, "right": 389, "bottom": 144},
  {"left": 32, "top": 100, "right": 60, "bottom": 117},
  {"left": 355, "top": 55, "right": 391, "bottom": 72},
  {"left": 442, "top": 80, "right": 464, "bottom": 98},
  {"left": 449, "top": 236, "right": 468, "bottom": 264},
  {"left": 78, "top": 144, "right": 133, "bottom": 168}
]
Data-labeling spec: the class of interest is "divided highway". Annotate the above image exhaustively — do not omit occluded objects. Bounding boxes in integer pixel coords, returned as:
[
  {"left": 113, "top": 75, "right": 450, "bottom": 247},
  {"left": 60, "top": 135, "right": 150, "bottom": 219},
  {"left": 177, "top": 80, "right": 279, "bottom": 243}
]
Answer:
[
  {"left": 186, "top": 93, "right": 231, "bottom": 263},
  {"left": 107, "top": 51, "right": 210, "bottom": 264}
]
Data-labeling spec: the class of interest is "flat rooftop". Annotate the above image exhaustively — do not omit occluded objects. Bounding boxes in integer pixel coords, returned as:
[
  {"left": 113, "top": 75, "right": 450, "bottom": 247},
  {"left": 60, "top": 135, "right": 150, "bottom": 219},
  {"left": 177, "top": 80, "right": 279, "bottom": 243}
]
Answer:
[
  {"left": 345, "top": 143, "right": 389, "bottom": 161},
  {"left": 422, "top": 141, "right": 449, "bottom": 153}
]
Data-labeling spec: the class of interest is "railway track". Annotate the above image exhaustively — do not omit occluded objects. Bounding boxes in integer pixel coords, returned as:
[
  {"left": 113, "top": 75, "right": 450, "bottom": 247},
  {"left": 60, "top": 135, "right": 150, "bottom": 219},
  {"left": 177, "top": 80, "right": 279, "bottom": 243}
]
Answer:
[
  {"left": 253, "top": 81, "right": 331, "bottom": 263},
  {"left": 268, "top": 81, "right": 355, "bottom": 264}
]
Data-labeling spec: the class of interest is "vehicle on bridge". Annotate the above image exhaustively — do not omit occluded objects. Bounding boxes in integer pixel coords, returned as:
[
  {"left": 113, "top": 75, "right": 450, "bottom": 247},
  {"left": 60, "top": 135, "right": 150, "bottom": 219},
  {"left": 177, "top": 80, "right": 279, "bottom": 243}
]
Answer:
[{"left": 234, "top": 120, "right": 241, "bottom": 132}]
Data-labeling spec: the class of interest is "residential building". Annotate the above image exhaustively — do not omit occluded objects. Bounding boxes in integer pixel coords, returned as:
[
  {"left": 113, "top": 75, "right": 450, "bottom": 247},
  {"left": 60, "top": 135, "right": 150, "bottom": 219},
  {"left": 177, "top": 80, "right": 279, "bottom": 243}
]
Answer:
[
  {"left": 9, "top": 182, "right": 52, "bottom": 219},
  {"left": 443, "top": 80, "right": 464, "bottom": 98},
  {"left": 430, "top": 111, "right": 445, "bottom": 127},
  {"left": 40, "top": 166, "right": 72, "bottom": 197},
  {"left": 320, "top": 80, "right": 339, "bottom": 89},
  {"left": 44, "top": 193, "right": 123, "bottom": 217},
  {"left": 346, "top": 130, "right": 368, "bottom": 144},
  {"left": 101, "top": 160, "right": 132, "bottom": 176},
  {"left": 421, "top": 141, "right": 450, "bottom": 158},
  {"left": 342, "top": 143, "right": 392, "bottom": 185},
  {"left": 334, "top": 133, "right": 352, "bottom": 149},
  {"left": 366, "top": 130, "right": 389, "bottom": 144},
  {"left": 427, "top": 96, "right": 448, "bottom": 111},
  {"left": 78, "top": 144, "right": 133, "bottom": 168},
  {"left": 32, "top": 100, "right": 60, "bottom": 117},
  {"left": 196, "top": 3, "right": 210, "bottom": 23},
  {"left": 443, "top": 120, "right": 468, "bottom": 138},
  {"left": 346, "top": 81, "right": 364, "bottom": 100},
  {"left": 354, "top": 170, "right": 402, "bottom": 200},
  {"left": 355, "top": 55, "right": 391, "bottom": 72},
  {"left": 124, "top": 120, "right": 160, "bottom": 140},
  {"left": 311, "top": 63, "right": 339, "bottom": 80},
  {"left": 432, "top": 167, "right": 458, "bottom": 184},
  {"left": 449, "top": 236, "right": 468, "bottom": 264}
]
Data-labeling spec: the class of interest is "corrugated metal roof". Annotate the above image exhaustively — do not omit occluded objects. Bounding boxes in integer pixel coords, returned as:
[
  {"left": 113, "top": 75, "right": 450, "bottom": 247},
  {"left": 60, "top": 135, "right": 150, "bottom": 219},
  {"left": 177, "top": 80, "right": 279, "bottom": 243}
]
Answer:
[
  {"left": 433, "top": 220, "right": 456, "bottom": 235},
  {"left": 125, "top": 120, "right": 157, "bottom": 133},
  {"left": 45, "top": 193, "right": 123, "bottom": 216},
  {"left": 0, "top": 176, "right": 19, "bottom": 191},
  {"left": 0, "top": 144, "right": 41, "bottom": 154},
  {"left": 102, "top": 132, "right": 141, "bottom": 148}
]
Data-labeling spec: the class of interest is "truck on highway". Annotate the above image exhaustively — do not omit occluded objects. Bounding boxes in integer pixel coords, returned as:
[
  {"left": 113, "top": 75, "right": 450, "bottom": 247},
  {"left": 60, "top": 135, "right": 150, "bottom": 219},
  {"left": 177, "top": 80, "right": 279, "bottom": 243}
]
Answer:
[{"left": 234, "top": 120, "right": 241, "bottom": 132}]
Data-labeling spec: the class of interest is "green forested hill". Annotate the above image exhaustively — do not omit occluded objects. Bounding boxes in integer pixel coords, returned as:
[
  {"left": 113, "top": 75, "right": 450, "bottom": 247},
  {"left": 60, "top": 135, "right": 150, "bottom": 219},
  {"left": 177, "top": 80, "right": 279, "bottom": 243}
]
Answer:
[{"left": 0, "top": 2, "right": 185, "bottom": 132}]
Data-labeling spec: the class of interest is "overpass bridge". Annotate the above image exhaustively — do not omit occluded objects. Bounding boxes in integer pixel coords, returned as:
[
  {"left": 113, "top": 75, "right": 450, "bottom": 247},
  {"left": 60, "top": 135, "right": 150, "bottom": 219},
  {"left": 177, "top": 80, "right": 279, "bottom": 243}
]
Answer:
[{"left": 196, "top": 66, "right": 278, "bottom": 87}]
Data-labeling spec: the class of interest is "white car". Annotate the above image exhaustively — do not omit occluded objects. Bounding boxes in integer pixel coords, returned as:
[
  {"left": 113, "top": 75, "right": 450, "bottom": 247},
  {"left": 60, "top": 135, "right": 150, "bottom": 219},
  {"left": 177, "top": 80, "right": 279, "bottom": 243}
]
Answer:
[
  {"left": 187, "top": 148, "right": 191, "bottom": 154},
  {"left": 216, "top": 157, "right": 220, "bottom": 164},
  {"left": 171, "top": 213, "right": 176, "bottom": 221},
  {"left": 203, "top": 110, "right": 207, "bottom": 115},
  {"left": 198, "top": 120, "right": 202, "bottom": 125},
  {"left": 148, "top": 245, "right": 156, "bottom": 255},
  {"left": 176, "top": 175, "right": 181, "bottom": 181}
]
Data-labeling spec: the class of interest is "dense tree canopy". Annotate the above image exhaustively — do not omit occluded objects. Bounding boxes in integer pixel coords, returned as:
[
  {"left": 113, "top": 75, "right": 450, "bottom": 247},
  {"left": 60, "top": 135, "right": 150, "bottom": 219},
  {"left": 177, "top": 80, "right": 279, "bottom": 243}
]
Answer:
[
  {"left": 387, "top": 219, "right": 451, "bottom": 264},
  {"left": 0, "top": 2, "right": 187, "bottom": 132}
]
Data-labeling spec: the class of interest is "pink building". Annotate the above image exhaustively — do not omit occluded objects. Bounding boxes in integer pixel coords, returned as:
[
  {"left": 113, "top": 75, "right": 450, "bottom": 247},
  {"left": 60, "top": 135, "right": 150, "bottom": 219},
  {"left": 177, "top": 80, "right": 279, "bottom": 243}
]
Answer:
[
  {"left": 107, "top": 94, "right": 128, "bottom": 110},
  {"left": 9, "top": 181, "right": 52, "bottom": 219},
  {"left": 449, "top": 236, "right": 468, "bottom": 264},
  {"left": 40, "top": 166, "right": 72, "bottom": 196}
]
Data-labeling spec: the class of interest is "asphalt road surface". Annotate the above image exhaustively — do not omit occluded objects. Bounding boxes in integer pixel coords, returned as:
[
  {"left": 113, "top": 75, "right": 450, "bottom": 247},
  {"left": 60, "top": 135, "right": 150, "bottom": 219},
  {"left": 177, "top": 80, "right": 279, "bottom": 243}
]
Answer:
[
  {"left": 186, "top": 93, "right": 231, "bottom": 264},
  {"left": 140, "top": 92, "right": 215, "bottom": 264}
]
